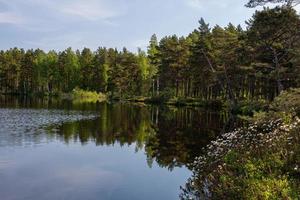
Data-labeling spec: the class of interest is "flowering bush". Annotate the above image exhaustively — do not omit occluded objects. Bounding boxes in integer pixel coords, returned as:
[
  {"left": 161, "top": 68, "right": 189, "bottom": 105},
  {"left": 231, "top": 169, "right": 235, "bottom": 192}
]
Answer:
[{"left": 181, "top": 117, "right": 300, "bottom": 199}]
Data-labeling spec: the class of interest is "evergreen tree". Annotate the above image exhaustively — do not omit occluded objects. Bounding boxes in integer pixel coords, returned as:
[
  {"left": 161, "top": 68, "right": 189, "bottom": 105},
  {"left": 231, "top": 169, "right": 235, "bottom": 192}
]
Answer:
[{"left": 247, "top": 6, "right": 300, "bottom": 93}]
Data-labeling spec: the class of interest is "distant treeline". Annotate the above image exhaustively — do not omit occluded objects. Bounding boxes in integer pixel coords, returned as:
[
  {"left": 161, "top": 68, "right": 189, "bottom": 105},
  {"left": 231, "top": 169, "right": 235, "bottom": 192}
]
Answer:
[{"left": 0, "top": 6, "right": 300, "bottom": 101}]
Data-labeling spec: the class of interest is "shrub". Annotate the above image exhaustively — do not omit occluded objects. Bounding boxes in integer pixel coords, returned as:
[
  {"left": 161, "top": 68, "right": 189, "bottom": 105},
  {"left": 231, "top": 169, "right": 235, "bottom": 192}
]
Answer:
[
  {"left": 181, "top": 117, "right": 300, "bottom": 199},
  {"left": 271, "top": 88, "right": 300, "bottom": 117},
  {"left": 71, "top": 88, "right": 106, "bottom": 103}
]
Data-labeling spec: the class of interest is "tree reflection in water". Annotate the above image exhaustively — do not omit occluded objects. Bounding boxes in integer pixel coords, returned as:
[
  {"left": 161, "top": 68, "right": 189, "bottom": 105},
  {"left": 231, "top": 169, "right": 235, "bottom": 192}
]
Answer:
[{"left": 46, "top": 103, "right": 237, "bottom": 171}]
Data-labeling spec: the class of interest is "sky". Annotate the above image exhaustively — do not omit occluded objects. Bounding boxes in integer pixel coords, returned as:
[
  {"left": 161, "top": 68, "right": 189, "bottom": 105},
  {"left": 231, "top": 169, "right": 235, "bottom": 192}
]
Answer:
[{"left": 0, "top": 0, "right": 281, "bottom": 52}]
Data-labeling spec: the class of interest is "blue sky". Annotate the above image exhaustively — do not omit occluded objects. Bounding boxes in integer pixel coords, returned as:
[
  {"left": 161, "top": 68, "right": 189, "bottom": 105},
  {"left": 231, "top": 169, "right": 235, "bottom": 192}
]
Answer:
[{"left": 0, "top": 0, "right": 281, "bottom": 52}]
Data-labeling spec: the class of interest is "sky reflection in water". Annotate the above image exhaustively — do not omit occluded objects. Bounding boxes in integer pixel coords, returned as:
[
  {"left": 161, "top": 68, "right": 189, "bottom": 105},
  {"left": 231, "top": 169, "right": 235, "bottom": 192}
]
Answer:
[{"left": 0, "top": 99, "right": 230, "bottom": 200}]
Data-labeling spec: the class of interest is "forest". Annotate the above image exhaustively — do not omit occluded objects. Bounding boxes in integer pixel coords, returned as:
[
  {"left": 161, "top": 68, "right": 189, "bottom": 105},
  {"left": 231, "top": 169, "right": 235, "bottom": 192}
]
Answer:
[
  {"left": 0, "top": 1, "right": 299, "bottom": 108},
  {"left": 1, "top": 0, "right": 300, "bottom": 199}
]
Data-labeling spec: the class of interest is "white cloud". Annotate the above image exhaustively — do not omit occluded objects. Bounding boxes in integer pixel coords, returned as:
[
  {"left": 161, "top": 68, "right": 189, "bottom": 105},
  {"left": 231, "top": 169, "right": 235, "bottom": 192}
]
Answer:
[
  {"left": 185, "top": 0, "right": 231, "bottom": 10},
  {"left": 60, "top": 0, "right": 120, "bottom": 21},
  {"left": 0, "top": 12, "right": 23, "bottom": 24},
  {"left": 186, "top": 0, "right": 203, "bottom": 10},
  {"left": 0, "top": 0, "right": 123, "bottom": 26}
]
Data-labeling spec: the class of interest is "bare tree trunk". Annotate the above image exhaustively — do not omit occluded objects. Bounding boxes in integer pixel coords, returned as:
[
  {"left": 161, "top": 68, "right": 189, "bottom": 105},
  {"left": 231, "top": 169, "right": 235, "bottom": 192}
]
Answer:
[
  {"left": 23, "top": 81, "right": 26, "bottom": 94},
  {"left": 152, "top": 79, "right": 155, "bottom": 96},
  {"left": 176, "top": 79, "right": 179, "bottom": 97},
  {"left": 223, "top": 65, "right": 238, "bottom": 108},
  {"left": 271, "top": 48, "right": 284, "bottom": 94},
  {"left": 155, "top": 107, "right": 159, "bottom": 125},
  {"left": 156, "top": 78, "right": 160, "bottom": 95}
]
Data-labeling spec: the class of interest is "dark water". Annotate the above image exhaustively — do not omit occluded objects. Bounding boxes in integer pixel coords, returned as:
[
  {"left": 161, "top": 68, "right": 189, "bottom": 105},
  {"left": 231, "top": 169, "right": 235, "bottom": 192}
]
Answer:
[{"left": 0, "top": 96, "right": 232, "bottom": 200}]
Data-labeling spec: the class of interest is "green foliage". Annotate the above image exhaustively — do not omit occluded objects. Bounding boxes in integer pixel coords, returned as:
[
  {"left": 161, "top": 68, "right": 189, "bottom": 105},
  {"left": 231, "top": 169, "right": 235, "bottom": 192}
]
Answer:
[
  {"left": 246, "top": 0, "right": 298, "bottom": 7},
  {"left": 70, "top": 88, "right": 106, "bottom": 103},
  {"left": 234, "top": 99, "right": 269, "bottom": 116},
  {"left": 145, "top": 88, "right": 175, "bottom": 104},
  {"left": 58, "top": 48, "right": 80, "bottom": 92},
  {"left": 245, "top": 177, "right": 296, "bottom": 199},
  {"left": 223, "top": 150, "right": 239, "bottom": 165},
  {"left": 181, "top": 87, "right": 300, "bottom": 199},
  {"left": 246, "top": 7, "right": 300, "bottom": 93},
  {"left": 271, "top": 88, "right": 300, "bottom": 116},
  {"left": 0, "top": 5, "right": 300, "bottom": 109}
]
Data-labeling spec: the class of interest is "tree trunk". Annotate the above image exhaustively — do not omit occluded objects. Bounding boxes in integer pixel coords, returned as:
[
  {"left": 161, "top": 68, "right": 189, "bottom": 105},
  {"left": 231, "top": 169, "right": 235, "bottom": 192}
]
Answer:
[
  {"left": 272, "top": 48, "right": 284, "bottom": 94},
  {"left": 223, "top": 65, "right": 237, "bottom": 110},
  {"left": 176, "top": 79, "right": 179, "bottom": 97},
  {"left": 201, "top": 49, "right": 237, "bottom": 110},
  {"left": 152, "top": 79, "right": 155, "bottom": 96},
  {"left": 156, "top": 78, "right": 160, "bottom": 95}
]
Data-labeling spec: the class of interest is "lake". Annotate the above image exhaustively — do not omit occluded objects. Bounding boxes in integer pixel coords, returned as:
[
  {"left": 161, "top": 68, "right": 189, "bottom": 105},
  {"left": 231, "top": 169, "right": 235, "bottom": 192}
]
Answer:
[{"left": 0, "top": 96, "right": 233, "bottom": 200}]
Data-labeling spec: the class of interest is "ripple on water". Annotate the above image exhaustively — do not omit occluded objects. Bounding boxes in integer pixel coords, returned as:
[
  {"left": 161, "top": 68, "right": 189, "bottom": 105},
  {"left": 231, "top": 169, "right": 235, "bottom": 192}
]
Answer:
[{"left": 0, "top": 108, "right": 98, "bottom": 148}]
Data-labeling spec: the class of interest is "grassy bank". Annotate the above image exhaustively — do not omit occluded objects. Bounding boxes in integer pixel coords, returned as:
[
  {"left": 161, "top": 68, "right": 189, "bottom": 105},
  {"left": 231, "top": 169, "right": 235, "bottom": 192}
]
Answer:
[
  {"left": 122, "top": 96, "right": 224, "bottom": 108},
  {"left": 118, "top": 95, "right": 271, "bottom": 115},
  {"left": 181, "top": 88, "right": 300, "bottom": 199},
  {"left": 0, "top": 89, "right": 108, "bottom": 103},
  {"left": 61, "top": 88, "right": 107, "bottom": 103}
]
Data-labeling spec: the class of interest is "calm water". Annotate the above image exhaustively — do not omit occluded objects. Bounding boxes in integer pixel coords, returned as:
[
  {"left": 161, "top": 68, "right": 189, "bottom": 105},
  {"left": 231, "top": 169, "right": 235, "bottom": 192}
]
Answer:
[{"left": 0, "top": 97, "right": 232, "bottom": 200}]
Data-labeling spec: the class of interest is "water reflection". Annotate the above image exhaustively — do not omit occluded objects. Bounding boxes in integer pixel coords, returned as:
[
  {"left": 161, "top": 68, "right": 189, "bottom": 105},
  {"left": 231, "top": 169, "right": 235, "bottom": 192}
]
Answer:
[
  {"left": 46, "top": 103, "right": 232, "bottom": 170},
  {"left": 0, "top": 96, "right": 238, "bottom": 199}
]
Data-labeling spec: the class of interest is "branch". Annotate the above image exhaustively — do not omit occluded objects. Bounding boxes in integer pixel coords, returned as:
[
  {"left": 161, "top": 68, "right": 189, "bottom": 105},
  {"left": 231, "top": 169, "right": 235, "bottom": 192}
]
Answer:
[{"left": 245, "top": 0, "right": 299, "bottom": 8}]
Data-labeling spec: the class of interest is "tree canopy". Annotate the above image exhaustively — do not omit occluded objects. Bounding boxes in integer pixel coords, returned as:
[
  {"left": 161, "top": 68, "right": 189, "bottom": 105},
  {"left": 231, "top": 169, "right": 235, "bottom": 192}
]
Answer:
[
  {"left": 0, "top": 5, "right": 299, "bottom": 103},
  {"left": 246, "top": 0, "right": 299, "bottom": 7}
]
